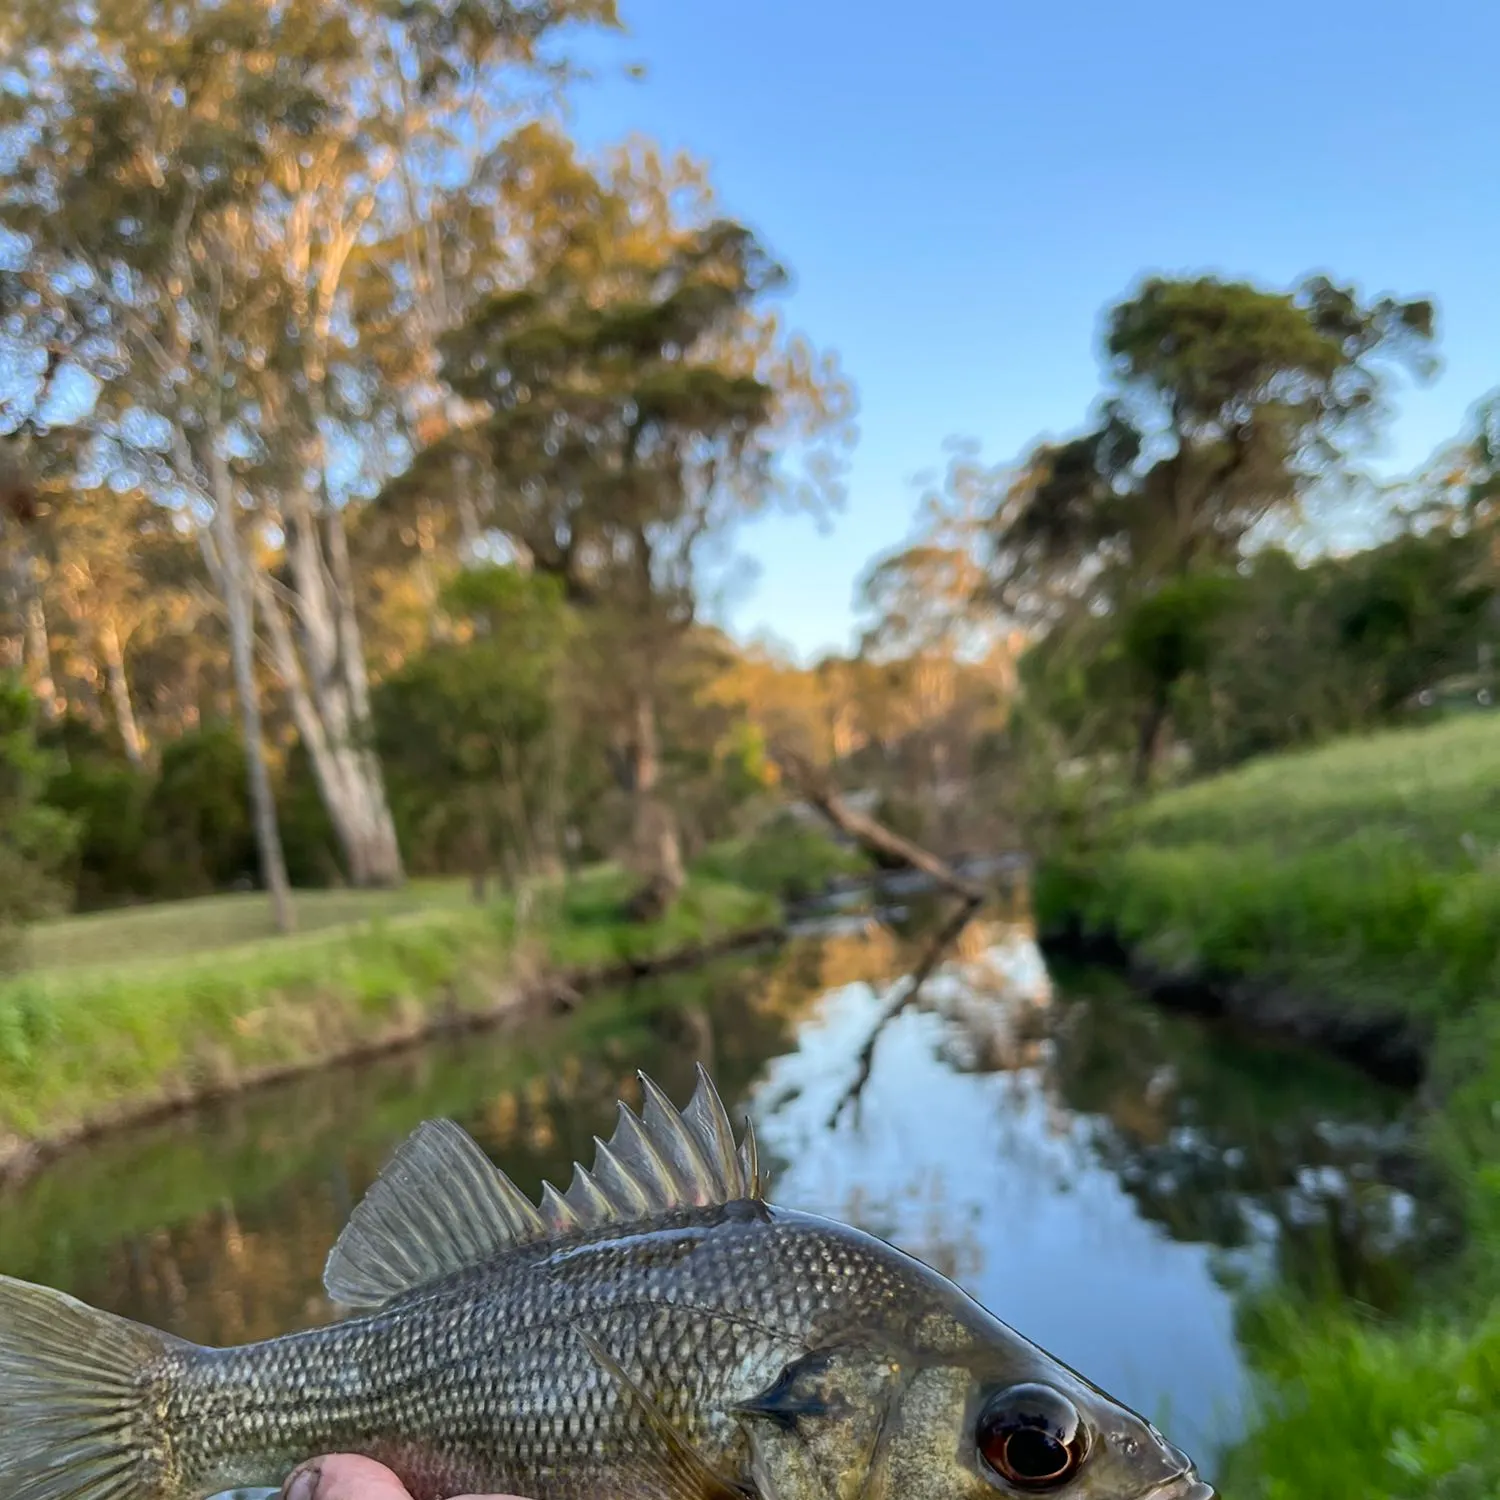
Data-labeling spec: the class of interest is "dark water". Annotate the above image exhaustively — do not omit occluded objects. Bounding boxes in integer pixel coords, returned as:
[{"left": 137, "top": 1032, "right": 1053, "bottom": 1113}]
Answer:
[{"left": 0, "top": 908, "right": 1445, "bottom": 1477}]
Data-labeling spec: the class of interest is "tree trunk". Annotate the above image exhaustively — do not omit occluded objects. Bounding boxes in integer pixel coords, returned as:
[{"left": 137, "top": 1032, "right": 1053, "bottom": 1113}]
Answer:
[
  {"left": 772, "top": 745, "right": 986, "bottom": 903},
  {"left": 21, "top": 552, "right": 59, "bottom": 724},
  {"left": 207, "top": 449, "right": 295, "bottom": 936},
  {"left": 455, "top": 457, "right": 486, "bottom": 565},
  {"left": 254, "top": 469, "right": 402, "bottom": 888},
  {"left": 98, "top": 615, "right": 144, "bottom": 767},
  {"left": 1133, "top": 691, "right": 1172, "bottom": 789},
  {"left": 625, "top": 685, "right": 684, "bottom": 923},
  {"left": 256, "top": 567, "right": 403, "bottom": 888}
]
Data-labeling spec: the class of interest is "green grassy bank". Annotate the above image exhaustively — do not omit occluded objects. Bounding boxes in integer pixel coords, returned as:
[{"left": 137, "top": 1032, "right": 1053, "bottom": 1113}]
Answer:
[
  {"left": 0, "top": 865, "right": 780, "bottom": 1168},
  {"left": 1036, "top": 713, "right": 1500, "bottom": 1498}
]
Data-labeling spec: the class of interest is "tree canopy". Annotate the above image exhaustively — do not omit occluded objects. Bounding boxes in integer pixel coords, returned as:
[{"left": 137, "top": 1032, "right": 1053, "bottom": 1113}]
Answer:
[{"left": 987, "top": 274, "right": 1437, "bottom": 629}]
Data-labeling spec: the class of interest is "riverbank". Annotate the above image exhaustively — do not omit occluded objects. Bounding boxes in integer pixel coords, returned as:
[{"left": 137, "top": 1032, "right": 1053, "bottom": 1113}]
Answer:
[
  {"left": 1035, "top": 712, "right": 1500, "bottom": 1498},
  {"left": 0, "top": 866, "right": 780, "bottom": 1179}
]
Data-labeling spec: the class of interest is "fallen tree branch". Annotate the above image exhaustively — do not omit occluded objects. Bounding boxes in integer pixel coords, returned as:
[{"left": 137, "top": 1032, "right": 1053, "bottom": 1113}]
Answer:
[{"left": 771, "top": 745, "right": 987, "bottom": 903}]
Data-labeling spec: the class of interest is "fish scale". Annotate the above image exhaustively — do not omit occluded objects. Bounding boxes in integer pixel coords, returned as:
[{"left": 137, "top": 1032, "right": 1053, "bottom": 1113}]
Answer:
[
  {"left": 0, "top": 1067, "right": 1216, "bottom": 1500},
  {"left": 155, "top": 1207, "right": 871, "bottom": 1496}
]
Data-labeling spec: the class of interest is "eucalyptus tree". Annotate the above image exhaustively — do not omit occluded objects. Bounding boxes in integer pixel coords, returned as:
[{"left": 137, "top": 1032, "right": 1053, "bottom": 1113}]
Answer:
[
  {"left": 378, "top": 132, "right": 858, "bottom": 912},
  {"left": 377, "top": 130, "right": 855, "bottom": 916},
  {"left": 988, "top": 276, "right": 1435, "bottom": 622}
]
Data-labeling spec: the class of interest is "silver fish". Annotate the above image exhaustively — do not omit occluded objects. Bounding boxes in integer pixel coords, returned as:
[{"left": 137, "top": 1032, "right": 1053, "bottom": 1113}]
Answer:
[{"left": 0, "top": 1066, "right": 1214, "bottom": 1500}]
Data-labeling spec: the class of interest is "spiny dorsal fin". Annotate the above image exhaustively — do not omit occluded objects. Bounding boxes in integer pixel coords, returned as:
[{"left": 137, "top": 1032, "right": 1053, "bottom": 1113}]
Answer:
[
  {"left": 323, "top": 1119, "right": 545, "bottom": 1307},
  {"left": 324, "top": 1065, "right": 764, "bottom": 1309}
]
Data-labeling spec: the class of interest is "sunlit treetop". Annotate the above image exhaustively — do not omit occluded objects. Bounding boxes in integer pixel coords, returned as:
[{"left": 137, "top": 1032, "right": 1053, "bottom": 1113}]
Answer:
[{"left": 985, "top": 272, "right": 1438, "bottom": 628}]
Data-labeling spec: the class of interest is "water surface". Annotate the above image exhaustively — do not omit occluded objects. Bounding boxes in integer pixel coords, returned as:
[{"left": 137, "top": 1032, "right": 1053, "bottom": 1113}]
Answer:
[{"left": 0, "top": 907, "right": 1443, "bottom": 1476}]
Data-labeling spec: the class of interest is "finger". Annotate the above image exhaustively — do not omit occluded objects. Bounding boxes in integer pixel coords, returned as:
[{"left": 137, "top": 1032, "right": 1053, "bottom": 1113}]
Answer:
[
  {"left": 282, "top": 1455, "right": 534, "bottom": 1500},
  {"left": 283, "top": 1456, "right": 414, "bottom": 1500}
]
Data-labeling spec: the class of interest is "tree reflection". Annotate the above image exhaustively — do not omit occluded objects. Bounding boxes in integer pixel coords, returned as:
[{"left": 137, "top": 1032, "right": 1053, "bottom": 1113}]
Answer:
[
  {"left": 1041, "top": 972, "right": 1453, "bottom": 1311},
  {"left": 0, "top": 918, "right": 1454, "bottom": 1359}
]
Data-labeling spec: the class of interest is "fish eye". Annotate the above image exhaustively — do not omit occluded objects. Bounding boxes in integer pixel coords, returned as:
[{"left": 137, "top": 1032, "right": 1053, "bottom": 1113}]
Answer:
[{"left": 976, "top": 1383, "right": 1088, "bottom": 1490}]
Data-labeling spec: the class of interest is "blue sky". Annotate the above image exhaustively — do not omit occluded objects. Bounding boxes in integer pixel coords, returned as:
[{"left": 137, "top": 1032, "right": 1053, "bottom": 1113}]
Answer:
[{"left": 568, "top": 1, "right": 1498, "bottom": 662}]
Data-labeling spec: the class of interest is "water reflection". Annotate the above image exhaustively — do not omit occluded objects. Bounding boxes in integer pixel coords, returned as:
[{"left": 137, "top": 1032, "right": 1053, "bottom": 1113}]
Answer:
[
  {"left": 0, "top": 910, "right": 1442, "bottom": 1473},
  {"left": 751, "top": 942, "right": 1247, "bottom": 1453}
]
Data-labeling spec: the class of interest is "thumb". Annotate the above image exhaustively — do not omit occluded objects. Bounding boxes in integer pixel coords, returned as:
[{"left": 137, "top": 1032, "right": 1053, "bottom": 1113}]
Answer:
[{"left": 282, "top": 1455, "right": 534, "bottom": 1500}]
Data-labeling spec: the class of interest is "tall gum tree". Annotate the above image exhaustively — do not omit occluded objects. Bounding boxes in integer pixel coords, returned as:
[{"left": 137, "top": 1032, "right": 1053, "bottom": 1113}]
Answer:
[{"left": 377, "top": 130, "right": 855, "bottom": 916}]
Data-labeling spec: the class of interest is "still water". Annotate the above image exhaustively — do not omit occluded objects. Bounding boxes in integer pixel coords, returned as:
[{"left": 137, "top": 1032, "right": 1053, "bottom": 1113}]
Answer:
[{"left": 0, "top": 906, "right": 1444, "bottom": 1478}]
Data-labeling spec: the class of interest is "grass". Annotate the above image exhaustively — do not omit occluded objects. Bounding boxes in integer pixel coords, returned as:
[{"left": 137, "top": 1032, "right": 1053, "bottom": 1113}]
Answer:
[
  {"left": 18, "top": 882, "right": 475, "bottom": 973},
  {"left": 1124, "top": 711, "right": 1500, "bottom": 861},
  {"left": 1034, "top": 713, "right": 1500, "bottom": 1500},
  {"left": 0, "top": 865, "right": 778, "bottom": 1151},
  {"left": 1037, "top": 713, "right": 1500, "bottom": 1024},
  {"left": 1218, "top": 1301, "right": 1500, "bottom": 1500}
]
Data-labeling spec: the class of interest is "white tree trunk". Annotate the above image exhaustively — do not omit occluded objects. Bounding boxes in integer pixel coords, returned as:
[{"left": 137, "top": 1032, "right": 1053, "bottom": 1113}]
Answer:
[
  {"left": 207, "top": 447, "right": 295, "bottom": 935},
  {"left": 255, "top": 532, "right": 403, "bottom": 888},
  {"left": 97, "top": 615, "right": 144, "bottom": 767},
  {"left": 21, "top": 551, "right": 59, "bottom": 724},
  {"left": 625, "top": 685, "right": 684, "bottom": 921}
]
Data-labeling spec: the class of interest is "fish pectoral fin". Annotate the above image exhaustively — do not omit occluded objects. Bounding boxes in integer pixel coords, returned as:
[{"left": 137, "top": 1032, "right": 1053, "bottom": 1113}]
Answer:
[
  {"left": 574, "top": 1325, "right": 753, "bottom": 1500},
  {"left": 733, "top": 1350, "right": 838, "bottom": 1433}
]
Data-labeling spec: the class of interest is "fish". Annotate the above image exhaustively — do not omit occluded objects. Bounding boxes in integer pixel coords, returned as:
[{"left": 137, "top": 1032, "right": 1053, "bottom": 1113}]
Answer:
[{"left": 0, "top": 1065, "right": 1215, "bottom": 1500}]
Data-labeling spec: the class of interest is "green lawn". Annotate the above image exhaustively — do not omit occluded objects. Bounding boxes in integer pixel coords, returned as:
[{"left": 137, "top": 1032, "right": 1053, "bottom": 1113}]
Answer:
[
  {"left": 20, "top": 882, "right": 474, "bottom": 974},
  {"left": 1126, "top": 711, "right": 1500, "bottom": 864},
  {"left": 1036, "top": 715, "right": 1500, "bottom": 1500}
]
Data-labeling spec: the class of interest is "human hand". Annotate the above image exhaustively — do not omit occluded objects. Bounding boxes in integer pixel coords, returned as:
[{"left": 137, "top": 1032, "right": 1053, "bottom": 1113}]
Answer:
[{"left": 281, "top": 1454, "right": 534, "bottom": 1500}]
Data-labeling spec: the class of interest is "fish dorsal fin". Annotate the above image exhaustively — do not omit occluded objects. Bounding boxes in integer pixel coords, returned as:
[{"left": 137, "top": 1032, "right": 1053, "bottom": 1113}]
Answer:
[
  {"left": 560, "top": 1063, "right": 765, "bottom": 1229},
  {"left": 324, "top": 1065, "right": 765, "bottom": 1309},
  {"left": 324, "top": 1118, "right": 545, "bottom": 1307}
]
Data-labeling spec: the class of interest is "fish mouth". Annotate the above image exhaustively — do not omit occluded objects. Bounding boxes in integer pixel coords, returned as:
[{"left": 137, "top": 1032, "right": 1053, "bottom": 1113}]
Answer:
[{"left": 1145, "top": 1474, "right": 1215, "bottom": 1500}]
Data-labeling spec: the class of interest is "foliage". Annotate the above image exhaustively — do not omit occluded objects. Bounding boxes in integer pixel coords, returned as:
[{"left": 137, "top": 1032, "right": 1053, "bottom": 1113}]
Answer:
[
  {"left": 139, "top": 725, "right": 260, "bottom": 897},
  {"left": 1018, "top": 525, "right": 1495, "bottom": 781},
  {"left": 33, "top": 719, "right": 343, "bottom": 908},
  {"left": 0, "top": 0, "right": 632, "bottom": 893},
  {"left": 374, "top": 567, "right": 575, "bottom": 886},
  {"left": 1220, "top": 1302, "right": 1500, "bottom": 1500},
  {"left": 378, "top": 127, "right": 853, "bottom": 915},
  {"left": 275, "top": 741, "right": 348, "bottom": 890},
  {"left": 984, "top": 272, "right": 1437, "bottom": 782},
  {"left": 1118, "top": 571, "right": 1237, "bottom": 700},
  {"left": 0, "top": 676, "right": 77, "bottom": 966},
  {"left": 43, "top": 741, "right": 155, "bottom": 910},
  {"left": 1116, "top": 570, "right": 1238, "bottom": 782},
  {"left": 988, "top": 274, "right": 1436, "bottom": 627}
]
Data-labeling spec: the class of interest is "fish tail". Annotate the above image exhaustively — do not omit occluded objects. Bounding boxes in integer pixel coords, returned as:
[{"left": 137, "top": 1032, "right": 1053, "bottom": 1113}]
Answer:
[{"left": 0, "top": 1272, "right": 185, "bottom": 1500}]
